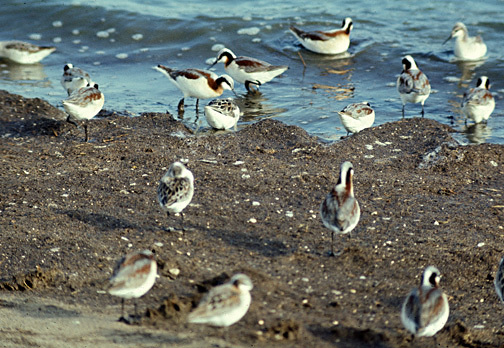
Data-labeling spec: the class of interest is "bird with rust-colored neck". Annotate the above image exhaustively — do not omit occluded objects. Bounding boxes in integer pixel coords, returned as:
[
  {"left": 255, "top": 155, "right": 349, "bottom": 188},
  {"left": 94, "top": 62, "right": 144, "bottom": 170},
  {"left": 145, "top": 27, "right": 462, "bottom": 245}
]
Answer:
[
  {"left": 320, "top": 161, "right": 360, "bottom": 256},
  {"left": 154, "top": 65, "right": 234, "bottom": 115},
  {"left": 401, "top": 266, "right": 449, "bottom": 338},
  {"left": 290, "top": 17, "right": 353, "bottom": 55}
]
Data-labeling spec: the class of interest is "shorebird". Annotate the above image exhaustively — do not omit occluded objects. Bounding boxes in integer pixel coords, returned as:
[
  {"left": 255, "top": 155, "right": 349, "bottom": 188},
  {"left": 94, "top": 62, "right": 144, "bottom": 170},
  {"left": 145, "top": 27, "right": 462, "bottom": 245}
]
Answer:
[
  {"left": 108, "top": 250, "right": 157, "bottom": 323},
  {"left": 210, "top": 48, "right": 288, "bottom": 92},
  {"left": 0, "top": 40, "right": 55, "bottom": 64},
  {"left": 461, "top": 76, "right": 495, "bottom": 125},
  {"left": 290, "top": 17, "right": 353, "bottom": 55},
  {"left": 154, "top": 65, "right": 234, "bottom": 114},
  {"left": 397, "top": 55, "right": 431, "bottom": 118},
  {"left": 204, "top": 98, "right": 241, "bottom": 130},
  {"left": 401, "top": 266, "right": 449, "bottom": 338},
  {"left": 61, "top": 63, "right": 93, "bottom": 95},
  {"left": 62, "top": 83, "right": 104, "bottom": 142},
  {"left": 157, "top": 161, "right": 194, "bottom": 222},
  {"left": 443, "top": 22, "right": 487, "bottom": 61},
  {"left": 188, "top": 273, "right": 253, "bottom": 326},
  {"left": 320, "top": 161, "right": 360, "bottom": 256},
  {"left": 337, "top": 102, "right": 375, "bottom": 135}
]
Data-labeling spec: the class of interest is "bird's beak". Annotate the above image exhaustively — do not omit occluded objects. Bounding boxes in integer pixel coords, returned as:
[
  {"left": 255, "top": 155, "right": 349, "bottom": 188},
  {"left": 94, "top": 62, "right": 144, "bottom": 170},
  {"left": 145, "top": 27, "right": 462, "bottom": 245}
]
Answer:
[
  {"left": 442, "top": 35, "right": 452, "bottom": 45},
  {"left": 208, "top": 58, "right": 218, "bottom": 69},
  {"left": 231, "top": 88, "right": 238, "bottom": 97}
]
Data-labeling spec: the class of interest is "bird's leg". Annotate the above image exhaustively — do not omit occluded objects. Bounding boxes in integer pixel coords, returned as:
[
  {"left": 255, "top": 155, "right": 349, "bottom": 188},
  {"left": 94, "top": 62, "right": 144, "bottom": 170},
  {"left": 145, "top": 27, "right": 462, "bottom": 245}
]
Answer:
[
  {"left": 134, "top": 299, "right": 139, "bottom": 320},
  {"left": 83, "top": 123, "right": 89, "bottom": 142},
  {"left": 66, "top": 115, "right": 78, "bottom": 127},
  {"left": 117, "top": 298, "right": 129, "bottom": 323},
  {"left": 421, "top": 104, "right": 425, "bottom": 118},
  {"left": 177, "top": 98, "right": 185, "bottom": 117},
  {"left": 245, "top": 81, "right": 261, "bottom": 93},
  {"left": 402, "top": 105, "right": 405, "bottom": 118},
  {"left": 329, "top": 231, "right": 335, "bottom": 257}
]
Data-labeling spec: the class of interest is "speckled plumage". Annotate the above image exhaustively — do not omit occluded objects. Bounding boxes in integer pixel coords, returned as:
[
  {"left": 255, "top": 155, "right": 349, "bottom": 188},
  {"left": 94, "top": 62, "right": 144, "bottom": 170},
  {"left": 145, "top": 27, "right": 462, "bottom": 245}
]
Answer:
[
  {"left": 204, "top": 98, "right": 241, "bottom": 130},
  {"left": 337, "top": 102, "right": 375, "bottom": 135},
  {"left": 188, "top": 274, "right": 253, "bottom": 327},
  {"left": 157, "top": 162, "right": 194, "bottom": 217}
]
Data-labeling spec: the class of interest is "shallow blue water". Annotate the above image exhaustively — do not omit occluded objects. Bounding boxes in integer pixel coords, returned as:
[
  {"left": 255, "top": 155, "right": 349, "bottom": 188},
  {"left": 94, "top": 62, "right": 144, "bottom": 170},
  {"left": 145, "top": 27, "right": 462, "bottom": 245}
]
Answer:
[{"left": 1, "top": 0, "right": 503, "bottom": 144}]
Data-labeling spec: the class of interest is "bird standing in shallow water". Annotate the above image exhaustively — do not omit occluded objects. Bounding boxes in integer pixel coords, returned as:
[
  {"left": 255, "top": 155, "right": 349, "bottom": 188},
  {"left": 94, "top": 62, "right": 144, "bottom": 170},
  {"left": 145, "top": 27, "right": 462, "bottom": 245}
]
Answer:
[
  {"left": 154, "top": 65, "right": 234, "bottom": 115},
  {"left": 210, "top": 48, "right": 288, "bottom": 92},
  {"left": 320, "top": 161, "right": 360, "bottom": 256},
  {"left": 461, "top": 76, "right": 495, "bottom": 125},
  {"left": 443, "top": 22, "right": 487, "bottom": 61},
  {"left": 0, "top": 40, "right": 55, "bottom": 64},
  {"left": 397, "top": 55, "right": 430, "bottom": 118},
  {"left": 290, "top": 17, "right": 353, "bottom": 55}
]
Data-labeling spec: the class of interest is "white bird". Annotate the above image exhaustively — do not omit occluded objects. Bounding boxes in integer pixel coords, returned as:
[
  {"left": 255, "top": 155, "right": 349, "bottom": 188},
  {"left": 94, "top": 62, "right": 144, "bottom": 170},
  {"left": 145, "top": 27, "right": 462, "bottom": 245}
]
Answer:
[
  {"left": 494, "top": 256, "right": 504, "bottom": 302},
  {"left": 290, "top": 17, "right": 353, "bottom": 55},
  {"left": 108, "top": 250, "right": 157, "bottom": 322},
  {"left": 157, "top": 162, "right": 194, "bottom": 222},
  {"left": 0, "top": 40, "right": 55, "bottom": 64},
  {"left": 443, "top": 22, "right": 487, "bottom": 61},
  {"left": 320, "top": 161, "right": 360, "bottom": 256},
  {"left": 210, "top": 48, "right": 288, "bottom": 92},
  {"left": 337, "top": 102, "right": 375, "bottom": 135},
  {"left": 397, "top": 55, "right": 431, "bottom": 118},
  {"left": 154, "top": 65, "right": 234, "bottom": 114},
  {"left": 462, "top": 76, "right": 495, "bottom": 125},
  {"left": 204, "top": 98, "right": 241, "bottom": 130},
  {"left": 62, "top": 83, "right": 105, "bottom": 142},
  {"left": 188, "top": 273, "right": 253, "bottom": 327},
  {"left": 401, "top": 266, "right": 449, "bottom": 337},
  {"left": 61, "top": 63, "right": 93, "bottom": 95}
]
